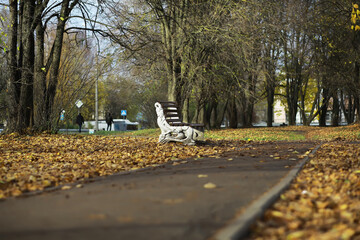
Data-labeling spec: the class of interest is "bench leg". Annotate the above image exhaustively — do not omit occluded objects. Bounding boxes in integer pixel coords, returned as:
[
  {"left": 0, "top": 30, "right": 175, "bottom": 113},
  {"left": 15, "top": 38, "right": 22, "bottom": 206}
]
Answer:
[
  {"left": 192, "top": 128, "right": 204, "bottom": 141},
  {"left": 157, "top": 128, "right": 196, "bottom": 145}
]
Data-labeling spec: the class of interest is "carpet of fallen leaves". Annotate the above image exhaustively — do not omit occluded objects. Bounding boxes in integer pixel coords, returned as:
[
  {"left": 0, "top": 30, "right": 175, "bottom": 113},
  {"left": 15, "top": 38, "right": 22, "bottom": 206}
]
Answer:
[
  {"left": 1, "top": 125, "right": 360, "bottom": 239},
  {"left": 249, "top": 141, "right": 360, "bottom": 240},
  {"left": 0, "top": 134, "right": 242, "bottom": 199},
  {"left": 305, "top": 124, "right": 360, "bottom": 141}
]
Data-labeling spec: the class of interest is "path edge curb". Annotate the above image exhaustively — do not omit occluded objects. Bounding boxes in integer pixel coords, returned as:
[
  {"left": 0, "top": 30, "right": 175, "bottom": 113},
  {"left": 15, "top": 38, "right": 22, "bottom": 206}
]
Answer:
[{"left": 214, "top": 142, "right": 323, "bottom": 240}]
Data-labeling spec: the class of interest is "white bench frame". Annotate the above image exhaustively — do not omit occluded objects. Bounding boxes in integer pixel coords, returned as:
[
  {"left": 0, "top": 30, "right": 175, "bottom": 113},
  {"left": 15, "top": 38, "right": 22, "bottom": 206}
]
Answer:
[{"left": 155, "top": 102, "right": 204, "bottom": 145}]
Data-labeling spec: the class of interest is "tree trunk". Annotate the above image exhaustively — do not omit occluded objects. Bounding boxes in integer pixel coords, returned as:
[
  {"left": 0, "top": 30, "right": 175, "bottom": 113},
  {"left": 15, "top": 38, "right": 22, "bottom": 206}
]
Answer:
[
  {"left": 18, "top": 0, "right": 35, "bottom": 130},
  {"left": 227, "top": 96, "right": 237, "bottom": 128},
  {"left": 204, "top": 101, "right": 213, "bottom": 130},
  {"left": 192, "top": 101, "right": 204, "bottom": 124},
  {"left": 33, "top": 21, "right": 47, "bottom": 130},
  {"left": 266, "top": 85, "right": 274, "bottom": 127},
  {"left": 182, "top": 97, "right": 189, "bottom": 123},
  {"left": 45, "top": 0, "right": 71, "bottom": 130},
  {"left": 209, "top": 101, "right": 218, "bottom": 129},
  {"left": 332, "top": 93, "right": 340, "bottom": 126},
  {"left": 319, "top": 87, "right": 329, "bottom": 126},
  {"left": 340, "top": 90, "right": 355, "bottom": 124},
  {"left": 354, "top": 61, "right": 360, "bottom": 123},
  {"left": 6, "top": 0, "right": 19, "bottom": 132},
  {"left": 241, "top": 92, "right": 255, "bottom": 128}
]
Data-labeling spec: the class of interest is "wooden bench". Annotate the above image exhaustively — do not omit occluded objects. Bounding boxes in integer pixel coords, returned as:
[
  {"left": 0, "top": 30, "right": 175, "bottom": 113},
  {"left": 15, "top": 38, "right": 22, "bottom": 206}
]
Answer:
[{"left": 155, "top": 101, "right": 204, "bottom": 145}]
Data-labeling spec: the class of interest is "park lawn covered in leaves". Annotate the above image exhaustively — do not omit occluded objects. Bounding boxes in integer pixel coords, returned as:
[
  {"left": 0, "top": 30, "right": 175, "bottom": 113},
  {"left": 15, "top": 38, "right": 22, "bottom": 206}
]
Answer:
[
  {"left": 206, "top": 127, "right": 307, "bottom": 141},
  {"left": 0, "top": 134, "right": 241, "bottom": 199},
  {"left": 305, "top": 124, "right": 360, "bottom": 141}
]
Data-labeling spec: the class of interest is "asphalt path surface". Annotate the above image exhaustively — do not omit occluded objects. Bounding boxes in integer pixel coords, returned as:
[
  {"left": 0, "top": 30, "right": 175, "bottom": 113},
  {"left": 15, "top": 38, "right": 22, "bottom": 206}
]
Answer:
[{"left": 0, "top": 141, "right": 317, "bottom": 240}]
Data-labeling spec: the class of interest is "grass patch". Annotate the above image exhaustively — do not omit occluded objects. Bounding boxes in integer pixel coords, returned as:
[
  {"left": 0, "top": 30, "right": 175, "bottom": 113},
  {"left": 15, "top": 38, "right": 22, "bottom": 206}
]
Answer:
[
  {"left": 77, "top": 124, "right": 360, "bottom": 141},
  {"left": 205, "top": 127, "right": 306, "bottom": 141}
]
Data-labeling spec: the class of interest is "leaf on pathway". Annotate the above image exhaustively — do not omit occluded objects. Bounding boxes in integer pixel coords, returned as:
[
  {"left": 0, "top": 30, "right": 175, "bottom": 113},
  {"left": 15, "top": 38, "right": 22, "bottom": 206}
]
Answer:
[
  {"left": 198, "top": 174, "right": 208, "bottom": 178},
  {"left": 204, "top": 182, "right": 217, "bottom": 189},
  {"left": 61, "top": 185, "right": 72, "bottom": 190}
]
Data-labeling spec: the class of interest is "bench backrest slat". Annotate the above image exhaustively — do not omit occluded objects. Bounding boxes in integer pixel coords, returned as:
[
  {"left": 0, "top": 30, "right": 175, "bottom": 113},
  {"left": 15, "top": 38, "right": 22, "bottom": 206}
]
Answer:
[
  {"left": 156, "top": 101, "right": 204, "bottom": 133},
  {"left": 158, "top": 102, "right": 177, "bottom": 107}
]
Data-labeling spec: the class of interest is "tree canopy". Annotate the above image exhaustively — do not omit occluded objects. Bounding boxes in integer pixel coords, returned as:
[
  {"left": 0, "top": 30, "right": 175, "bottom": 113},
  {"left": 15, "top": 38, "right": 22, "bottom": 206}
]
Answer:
[{"left": 0, "top": 0, "right": 359, "bottom": 133}]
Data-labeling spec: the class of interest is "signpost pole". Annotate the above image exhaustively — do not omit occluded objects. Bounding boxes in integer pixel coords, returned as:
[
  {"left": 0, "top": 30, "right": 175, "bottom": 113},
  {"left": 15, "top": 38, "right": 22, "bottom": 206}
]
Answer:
[{"left": 95, "top": 76, "right": 99, "bottom": 131}]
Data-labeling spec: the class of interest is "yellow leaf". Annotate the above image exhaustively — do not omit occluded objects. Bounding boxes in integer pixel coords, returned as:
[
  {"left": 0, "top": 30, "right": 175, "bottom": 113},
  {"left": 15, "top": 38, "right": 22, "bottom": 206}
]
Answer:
[
  {"left": 198, "top": 174, "right": 208, "bottom": 178},
  {"left": 271, "top": 211, "right": 284, "bottom": 218},
  {"left": 355, "top": 25, "right": 360, "bottom": 31},
  {"left": 340, "top": 211, "right": 353, "bottom": 220},
  {"left": 29, "top": 175, "right": 36, "bottom": 182},
  {"left": 227, "top": 158, "right": 233, "bottom": 161},
  {"left": 339, "top": 204, "right": 348, "bottom": 210},
  {"left": 316, "top": 201, "right": 328, "bottom": 209},
  {"left": 287, "top": 231, "right": 305, "bottom": 239},
  {"left": 61, "top": 185, "right": 72, "bottom": 190},
  {"left": 352, "top": 14, "right": 357, "bottom": 24},
  {"left": 354, "top": 3, "right": 359, "bottom": 9},
  {"left": 43, "top": 180, "right": 51, "bottom": 187},
  {"left": 341, "top": 228, "right": 355, "bottom": 239},
  {"left": 204, "top": 182, "right": 217, "bottom": 189},
  {"left": 11, "top": 189, "right": 22, "bottom": 197}
]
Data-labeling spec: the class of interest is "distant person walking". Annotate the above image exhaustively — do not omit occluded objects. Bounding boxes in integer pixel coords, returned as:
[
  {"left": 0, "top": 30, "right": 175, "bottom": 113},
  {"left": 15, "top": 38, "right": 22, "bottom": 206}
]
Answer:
[
  {"left": 76, "top": 113, "right": 84, "bottom": 133},
  {"left": 106, "top": 112, "right": 114, "bottom": 131}
]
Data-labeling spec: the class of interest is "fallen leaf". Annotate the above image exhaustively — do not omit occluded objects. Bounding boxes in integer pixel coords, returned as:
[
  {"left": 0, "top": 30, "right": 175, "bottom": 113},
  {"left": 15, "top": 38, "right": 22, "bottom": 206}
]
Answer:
[
  {"left": 204, "top": 182, "right": 217, "bottom": 189},
  {"left": 198, "top": 174, "right": 208, "bottom": 178},
  {"left": 287, "top": 231, "right": 305, "bottom": 239},
  {"left": 61, "top": 185, "right": 71, "bottom": 190}
]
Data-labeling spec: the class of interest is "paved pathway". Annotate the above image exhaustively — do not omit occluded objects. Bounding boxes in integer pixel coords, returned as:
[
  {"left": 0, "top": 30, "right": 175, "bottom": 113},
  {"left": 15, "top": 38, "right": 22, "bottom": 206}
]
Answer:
[{"left": 0, "top": 141, "right": 316, "bottom": 240}]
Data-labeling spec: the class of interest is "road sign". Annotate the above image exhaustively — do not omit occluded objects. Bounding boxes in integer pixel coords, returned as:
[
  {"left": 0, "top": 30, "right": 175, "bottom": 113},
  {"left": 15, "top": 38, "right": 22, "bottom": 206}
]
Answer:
[
  {"left": 75, "top": 99, "right": 83, "bottom": 108},
  {"left": 121, "top": 110, "right": 127, "bottom": 116}
]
